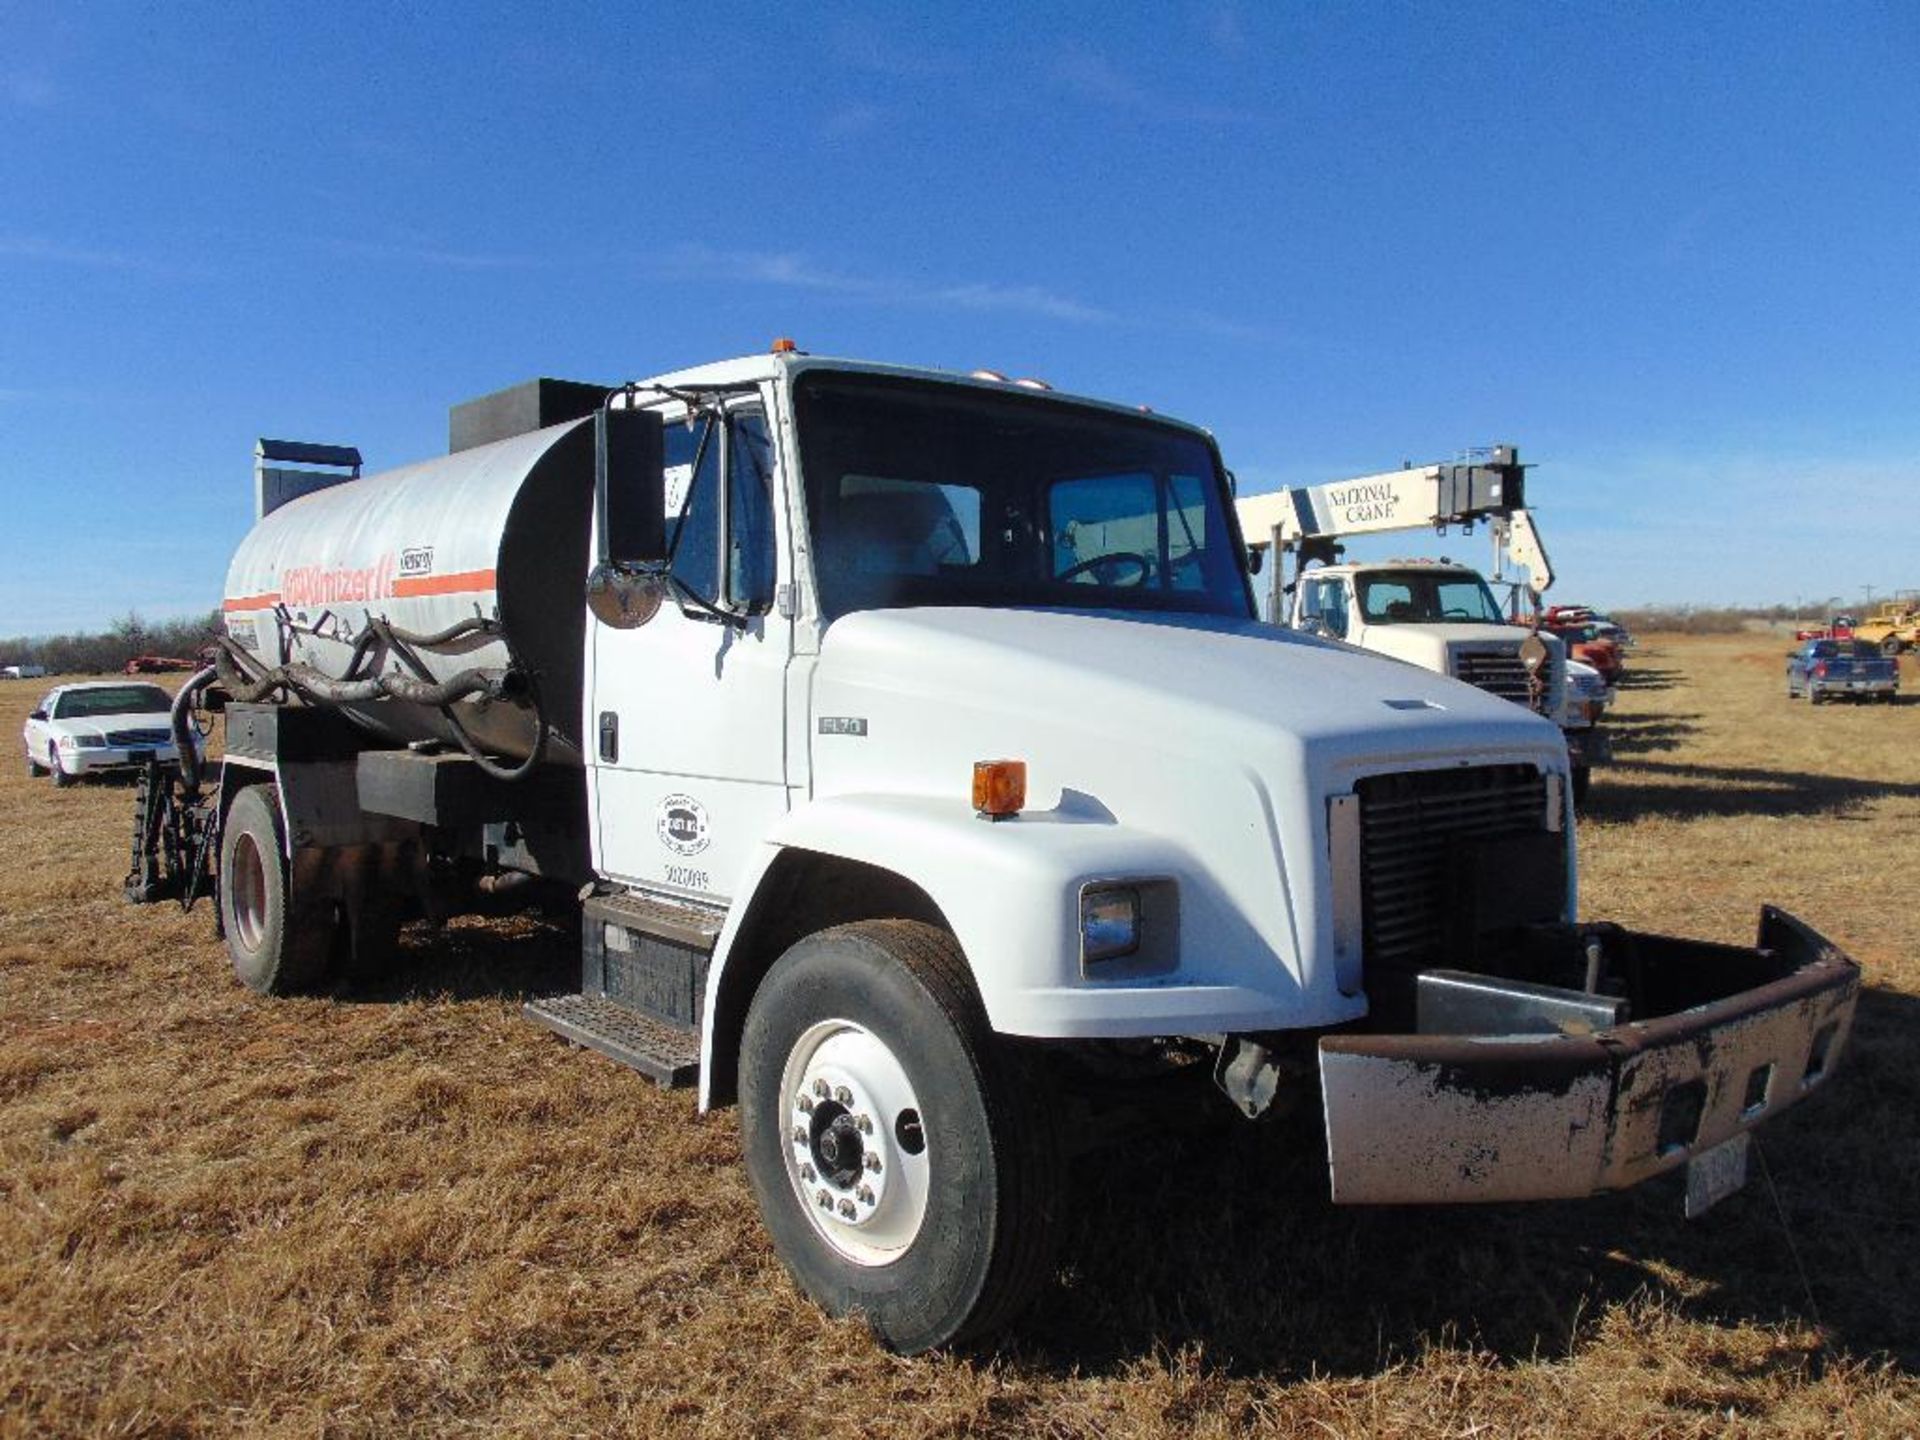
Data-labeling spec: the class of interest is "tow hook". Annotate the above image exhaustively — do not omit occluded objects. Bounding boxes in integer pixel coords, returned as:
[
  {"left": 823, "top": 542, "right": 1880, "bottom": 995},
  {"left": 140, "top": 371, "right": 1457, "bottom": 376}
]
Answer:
[{"left": 1214, "top": 1035, "right": 1284, "bottom": 1119}]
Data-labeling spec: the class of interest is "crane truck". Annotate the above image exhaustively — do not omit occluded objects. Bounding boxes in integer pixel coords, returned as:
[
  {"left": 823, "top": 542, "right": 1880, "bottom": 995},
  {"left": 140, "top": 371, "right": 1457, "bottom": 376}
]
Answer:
[
  {"left": 1235, "top": 447, "right": 1610, "bottom": 801},
  {"left": 127, "top": 353, "right": 1858, "bottom": 1353}
]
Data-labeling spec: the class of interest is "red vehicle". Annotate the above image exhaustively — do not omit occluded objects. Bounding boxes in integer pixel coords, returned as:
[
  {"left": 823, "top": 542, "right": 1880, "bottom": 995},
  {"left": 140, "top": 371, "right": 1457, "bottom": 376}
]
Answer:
[
  {"left": 1538, "top": 621, "right": 1624, "bottom": 684},
  {"left": 123, "top": 655, "right": 198, "bottom": 675},
  {"left": 1795, "top": 614, "right": 1858, "bottom": 643}
]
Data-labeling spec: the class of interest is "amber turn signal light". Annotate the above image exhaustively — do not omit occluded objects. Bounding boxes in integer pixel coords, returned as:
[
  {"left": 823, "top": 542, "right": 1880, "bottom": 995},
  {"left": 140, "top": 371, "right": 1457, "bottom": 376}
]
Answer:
[{"left": 972, "top": 760, "right": 1026, "bottom": 820}]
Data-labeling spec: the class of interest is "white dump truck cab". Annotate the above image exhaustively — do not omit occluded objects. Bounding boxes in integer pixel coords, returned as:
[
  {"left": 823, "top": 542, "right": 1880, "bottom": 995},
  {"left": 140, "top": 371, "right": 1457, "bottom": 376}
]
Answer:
[{"left": 130, "top": 351, "right": 1859, "bottom": 1353}]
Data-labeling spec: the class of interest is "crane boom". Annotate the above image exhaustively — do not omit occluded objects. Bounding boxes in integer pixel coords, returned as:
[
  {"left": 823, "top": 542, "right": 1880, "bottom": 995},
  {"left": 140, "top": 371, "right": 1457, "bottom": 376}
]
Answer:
[{"left": 1235, "top": 444, "right": 1551, "bottom": 620}]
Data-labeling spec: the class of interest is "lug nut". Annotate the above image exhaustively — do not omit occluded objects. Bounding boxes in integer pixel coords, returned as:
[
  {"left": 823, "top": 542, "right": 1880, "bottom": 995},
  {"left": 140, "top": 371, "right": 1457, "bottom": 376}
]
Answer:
[
  {"left": 813, "top": 1078, "right": 830, "bottom": 1098},
  {"left": 855, "top": 1114, "right": 874, "bottom": 1135},
  {"left": 792, "top": 1126, "right": 808, "bottom": 1145},
  {"left": 857, "top": 1186, "right": 874, "bottom": 1205},
  {"left": 834, "top": 1086, "right": 853, "bottom": 1106},
  {"left": 800, "top": 1163, "right": 816, "bottom": 1182},
  {"left": 816, "top": 1189, "right": 831, "bottom": 1208},
  {"left": 837, "top": 1199, "right": 857, "bottom": 1219},
  {"left": 864, "top": 1153, "right": 881, "bottom": 1173},
  {"left": 797, "top": 1094, "right": 815, "bottom": 1113}
]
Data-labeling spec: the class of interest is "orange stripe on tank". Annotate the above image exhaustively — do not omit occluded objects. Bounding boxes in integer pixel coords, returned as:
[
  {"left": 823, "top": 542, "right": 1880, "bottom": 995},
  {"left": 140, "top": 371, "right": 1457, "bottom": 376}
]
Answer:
[
  {"left": 223, "top": 592, "right": 280, "bottom": 612},
  {"left": 394, "top": 568, "right": 497, "bottom": 598}
]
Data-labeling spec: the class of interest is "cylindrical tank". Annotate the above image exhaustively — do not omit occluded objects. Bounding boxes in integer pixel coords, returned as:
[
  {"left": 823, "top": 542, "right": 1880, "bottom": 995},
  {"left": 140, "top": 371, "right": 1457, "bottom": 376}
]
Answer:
[{"left": 222, "top": 418, "right": 597, "bottom": 764}]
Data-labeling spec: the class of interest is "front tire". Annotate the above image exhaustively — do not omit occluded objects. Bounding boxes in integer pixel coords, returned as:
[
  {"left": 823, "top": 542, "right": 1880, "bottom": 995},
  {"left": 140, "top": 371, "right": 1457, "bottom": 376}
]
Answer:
[
  {"left": 48, "top": 745, "right": 74, "bottom": 787},
  {"left": 1571, "top": 765, "right": 1592, "bottom": 805},
  {"left": 218, "top": 784, "right": 337, "bottom": 995},
  {"left": 739, "top": 920, "right": 1065, "bottom": 1353}
]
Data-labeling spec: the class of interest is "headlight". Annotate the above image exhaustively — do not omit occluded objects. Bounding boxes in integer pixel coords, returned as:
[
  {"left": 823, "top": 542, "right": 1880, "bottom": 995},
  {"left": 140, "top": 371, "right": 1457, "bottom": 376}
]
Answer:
[
  {"left": 1080, "top": 886, "right": 1141, "bottom": 963},
  {"left": 58, "top": 734, "right": 108, "bottom": 750}
]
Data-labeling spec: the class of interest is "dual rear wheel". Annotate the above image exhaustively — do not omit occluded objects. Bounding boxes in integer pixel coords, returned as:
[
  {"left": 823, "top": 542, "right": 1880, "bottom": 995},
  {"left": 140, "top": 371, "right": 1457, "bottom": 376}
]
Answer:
[{"left": 219, "top": 784, "right": 403, "bottom": 994}]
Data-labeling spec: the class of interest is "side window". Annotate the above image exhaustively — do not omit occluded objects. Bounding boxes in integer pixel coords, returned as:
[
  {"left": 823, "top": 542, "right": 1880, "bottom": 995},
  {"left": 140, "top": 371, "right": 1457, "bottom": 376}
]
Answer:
[
  {"left": 663, "top": 415, "right": 722, "bottom": 601},
  {"left": 727, "top": 411, "right": 778, "bottom": 612},
  {"left": 1300, "top": 578, "right": 1349, "bottom": 639}
]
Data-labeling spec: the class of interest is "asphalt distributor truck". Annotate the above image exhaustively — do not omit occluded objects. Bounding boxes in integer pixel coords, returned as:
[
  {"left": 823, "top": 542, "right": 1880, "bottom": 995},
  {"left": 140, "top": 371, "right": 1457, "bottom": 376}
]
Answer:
[{"left": 128, "top": 349, "right": 1858, "bottom": 1352}]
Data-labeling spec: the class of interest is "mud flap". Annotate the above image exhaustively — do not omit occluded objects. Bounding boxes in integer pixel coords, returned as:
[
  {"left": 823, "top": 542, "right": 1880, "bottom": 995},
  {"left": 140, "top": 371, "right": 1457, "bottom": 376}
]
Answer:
[{"left": 1316, "top": 908, "right": 1860, "bottom": 1206}]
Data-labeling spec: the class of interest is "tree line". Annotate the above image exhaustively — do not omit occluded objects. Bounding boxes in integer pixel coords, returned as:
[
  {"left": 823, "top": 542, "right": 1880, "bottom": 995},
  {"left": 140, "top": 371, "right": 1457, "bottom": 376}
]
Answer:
[{"left": 0, "top": 610, "right": 224, "bottom": 676}]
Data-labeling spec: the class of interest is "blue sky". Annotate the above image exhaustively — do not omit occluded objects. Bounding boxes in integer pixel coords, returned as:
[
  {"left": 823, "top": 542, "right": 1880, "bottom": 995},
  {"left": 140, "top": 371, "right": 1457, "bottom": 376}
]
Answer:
[{"left": 2, "top": 2, "right": 1917, "bottom": 634}]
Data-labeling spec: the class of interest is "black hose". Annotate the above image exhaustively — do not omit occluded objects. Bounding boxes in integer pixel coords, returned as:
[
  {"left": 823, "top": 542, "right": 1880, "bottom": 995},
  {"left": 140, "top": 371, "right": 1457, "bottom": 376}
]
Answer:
[{"left": 170, "top": 666, "right": 218, "bottom": 791}]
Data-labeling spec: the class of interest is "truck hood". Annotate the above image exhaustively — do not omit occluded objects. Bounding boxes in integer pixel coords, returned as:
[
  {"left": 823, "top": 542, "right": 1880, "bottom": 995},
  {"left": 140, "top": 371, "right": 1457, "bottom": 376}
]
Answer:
[
  {"left": 812, "top": 607, "right": 1564, "bottom": 789},
  {"left": 1351, "top": 622, "right": 1528, "bottom": 664}
]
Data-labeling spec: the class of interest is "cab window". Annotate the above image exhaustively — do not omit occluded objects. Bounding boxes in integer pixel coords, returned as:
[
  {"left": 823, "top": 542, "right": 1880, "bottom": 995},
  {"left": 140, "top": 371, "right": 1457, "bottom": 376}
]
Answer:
[{"left": 664, "top": 406, "right": 778, "bottom": 614}]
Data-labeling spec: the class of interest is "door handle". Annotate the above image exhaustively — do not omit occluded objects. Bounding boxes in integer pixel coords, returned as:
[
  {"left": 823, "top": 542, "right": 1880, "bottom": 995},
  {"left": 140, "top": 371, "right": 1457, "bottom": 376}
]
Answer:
[{"left": 598, "top": 710, "right": 619, "bottom": 764}]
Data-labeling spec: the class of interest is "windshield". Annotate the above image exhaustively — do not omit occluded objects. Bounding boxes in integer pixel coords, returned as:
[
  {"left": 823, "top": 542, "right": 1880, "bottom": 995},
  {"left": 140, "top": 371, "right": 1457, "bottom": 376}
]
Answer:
[
  {"left": 793, "top": 373, "right": 1251, "bottom": 621},
  {"left": 1355, "top": 570, "right": 1504, "bottom": 625},
  {"left": 54, "top": 685, "right": 171, "bottom": 718}
]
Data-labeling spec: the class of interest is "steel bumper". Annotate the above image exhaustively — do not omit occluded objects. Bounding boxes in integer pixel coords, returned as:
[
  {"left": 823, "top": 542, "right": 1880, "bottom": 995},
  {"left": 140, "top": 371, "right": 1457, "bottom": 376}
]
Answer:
[{"left": 1316, "top": 907, "right": 1859, "bottom": 1204}]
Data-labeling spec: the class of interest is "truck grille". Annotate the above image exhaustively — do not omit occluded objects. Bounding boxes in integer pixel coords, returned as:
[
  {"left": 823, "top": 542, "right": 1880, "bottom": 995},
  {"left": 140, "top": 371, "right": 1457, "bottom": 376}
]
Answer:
[
  {"left": 1355, "top": 764, "right": 1552, "bottom": 971},
  {"left": 107, "top": 727, "right": 172, "bottom": 747},
  {"left": 1451, "top": 650, "right": 1540, "bottom": 709}
]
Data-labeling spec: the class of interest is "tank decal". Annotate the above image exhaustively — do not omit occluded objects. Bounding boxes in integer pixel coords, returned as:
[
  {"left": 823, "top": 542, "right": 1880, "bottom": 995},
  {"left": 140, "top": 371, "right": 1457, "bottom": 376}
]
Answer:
[
  {"left": 392, "top": 567, "right": 497, "bottom": 598},
  {"left": 220, "top": 567, "right": 498, "bottom": 612}
]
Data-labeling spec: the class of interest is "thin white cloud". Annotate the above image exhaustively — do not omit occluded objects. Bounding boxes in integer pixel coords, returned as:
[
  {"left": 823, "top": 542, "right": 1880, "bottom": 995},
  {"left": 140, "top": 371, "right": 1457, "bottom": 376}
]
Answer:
[
  {"left": 3, "top": 69, "right": 57, "bottom": 108},
  {"left": 322, "top": 238, "right": 544, "bottom": 271},
  {"left": 669, "top": 247, "right": 1117, "bottom": 325},
  {"left": 0, "top": 235, "right": 147, "bottom": 270},
  {"left": 819, "top": 102, "right": 883, "bottom": 141},
  {"left": 1053, "top": 46, "right": 1248, "bottom": 124}
]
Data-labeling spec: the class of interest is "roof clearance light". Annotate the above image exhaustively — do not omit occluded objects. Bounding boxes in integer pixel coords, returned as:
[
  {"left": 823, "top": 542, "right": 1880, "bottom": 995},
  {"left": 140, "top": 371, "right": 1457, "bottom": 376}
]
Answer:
[
  {"left": 972, "top": 759, "right": 1026, "bottom": 821},
  {"left": 1013, "top": 377, "right": 1053, "bottom": 391},
  {"left": 970, "top": 368, "right": 1009, "bottom": 382},
  {"left": 771, "top": 337, "right": 799, "bottom": 354}
]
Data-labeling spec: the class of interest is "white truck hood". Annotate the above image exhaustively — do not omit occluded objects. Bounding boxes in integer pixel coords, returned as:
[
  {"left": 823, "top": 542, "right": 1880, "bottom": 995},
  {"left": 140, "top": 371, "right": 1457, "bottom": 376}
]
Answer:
[
  {"left": 1351, "top": 621, "right": 1526, "bottom": 665},
  {"left": 812, "top": 607, "right": 1562, "bottom": 780}
]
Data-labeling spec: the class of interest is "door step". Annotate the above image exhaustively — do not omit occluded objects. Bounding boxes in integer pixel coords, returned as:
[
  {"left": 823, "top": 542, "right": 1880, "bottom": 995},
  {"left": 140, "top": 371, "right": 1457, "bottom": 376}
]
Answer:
[{"left": 524, "top": 993, "right": 701, "bottom": 1089}]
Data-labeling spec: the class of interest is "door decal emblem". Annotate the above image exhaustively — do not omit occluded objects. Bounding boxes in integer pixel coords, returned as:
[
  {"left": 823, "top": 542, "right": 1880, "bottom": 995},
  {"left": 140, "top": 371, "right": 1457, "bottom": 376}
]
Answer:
[{"left": 657, "top": 794, "right": 712, "bottom": 856}]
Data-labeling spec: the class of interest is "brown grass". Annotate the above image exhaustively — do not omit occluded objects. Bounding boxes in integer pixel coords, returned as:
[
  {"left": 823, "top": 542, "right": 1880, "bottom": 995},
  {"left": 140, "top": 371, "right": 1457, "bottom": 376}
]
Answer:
[{"left": 3, "top": 644, "right": 1918, "bottom": 1438}]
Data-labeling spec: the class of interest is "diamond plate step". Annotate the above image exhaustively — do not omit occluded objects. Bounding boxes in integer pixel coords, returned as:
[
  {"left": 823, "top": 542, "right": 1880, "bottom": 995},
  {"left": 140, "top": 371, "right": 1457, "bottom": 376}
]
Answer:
[{"left": 524, "top": 993, "right": 701, "bottom": 1089}]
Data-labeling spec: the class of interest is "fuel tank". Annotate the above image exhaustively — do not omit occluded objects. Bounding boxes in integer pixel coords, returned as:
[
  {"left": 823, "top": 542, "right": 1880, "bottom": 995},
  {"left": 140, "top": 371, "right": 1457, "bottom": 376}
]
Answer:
[{"left": 221, "top": 418, "right": 596, "bottom": 764}]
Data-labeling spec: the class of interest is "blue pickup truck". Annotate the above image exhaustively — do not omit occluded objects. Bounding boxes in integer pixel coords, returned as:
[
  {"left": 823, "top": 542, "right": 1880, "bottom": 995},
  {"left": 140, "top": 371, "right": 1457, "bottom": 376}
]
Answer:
[{"left": 1786, "top": 638, "right": 1900, "bottom": 703}]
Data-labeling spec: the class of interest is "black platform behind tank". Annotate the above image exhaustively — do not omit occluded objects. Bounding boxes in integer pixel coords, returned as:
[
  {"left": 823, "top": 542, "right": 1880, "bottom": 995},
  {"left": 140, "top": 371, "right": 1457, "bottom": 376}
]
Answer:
[{"left": 449, "top": 377, "right": 608, "bottom": 453}]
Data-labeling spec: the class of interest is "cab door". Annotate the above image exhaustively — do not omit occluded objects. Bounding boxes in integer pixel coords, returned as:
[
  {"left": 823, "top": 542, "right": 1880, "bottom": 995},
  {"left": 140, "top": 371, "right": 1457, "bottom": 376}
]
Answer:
[{"left": 586, "top": 400, "right": 791, "bottom": 901}]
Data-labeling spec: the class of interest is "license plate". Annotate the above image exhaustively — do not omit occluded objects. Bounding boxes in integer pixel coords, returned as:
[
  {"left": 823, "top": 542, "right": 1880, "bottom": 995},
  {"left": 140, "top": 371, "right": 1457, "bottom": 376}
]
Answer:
[
  {"left": 127, "top": 749, "right": 155, "bottom": 765},
  {"left": 1684, "top": 1133, "right": 1750, "bottom": 1218}
]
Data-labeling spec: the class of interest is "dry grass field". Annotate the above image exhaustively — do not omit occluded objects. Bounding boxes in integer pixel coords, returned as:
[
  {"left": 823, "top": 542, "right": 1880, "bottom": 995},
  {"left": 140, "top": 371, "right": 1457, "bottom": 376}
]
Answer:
[{"left": 3, "top": 634, "right": 1918, "bottom": 1438}]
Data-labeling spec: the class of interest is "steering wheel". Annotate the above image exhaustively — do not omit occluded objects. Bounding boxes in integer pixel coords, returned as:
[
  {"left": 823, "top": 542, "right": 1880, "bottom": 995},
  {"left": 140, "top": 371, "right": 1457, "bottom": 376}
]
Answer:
[
  {"left": 1441, "top": 607, "right": 1473, "bottom": 619},
  {"left": 1056, "top": 551, "right": 1152, "bottom": 586}
]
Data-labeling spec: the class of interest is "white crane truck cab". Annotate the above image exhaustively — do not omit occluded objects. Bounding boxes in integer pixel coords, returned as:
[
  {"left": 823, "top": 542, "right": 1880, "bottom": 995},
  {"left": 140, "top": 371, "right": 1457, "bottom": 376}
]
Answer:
[
  {"left": 1286, "top": 557, "right": 1605, "bottom": 799},
  {"left": 128, "top": 350, "right": 1860, "bottom": 1353}
]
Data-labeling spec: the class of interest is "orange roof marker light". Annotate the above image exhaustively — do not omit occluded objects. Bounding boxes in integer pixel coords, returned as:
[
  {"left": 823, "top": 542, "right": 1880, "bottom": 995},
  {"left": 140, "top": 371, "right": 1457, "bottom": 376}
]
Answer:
[
  {"left": 771, "top": 337, "right": 801, "bottom": 354},
  {"left": 972, "top": 759, "right": 1027, "bottom": 821}
]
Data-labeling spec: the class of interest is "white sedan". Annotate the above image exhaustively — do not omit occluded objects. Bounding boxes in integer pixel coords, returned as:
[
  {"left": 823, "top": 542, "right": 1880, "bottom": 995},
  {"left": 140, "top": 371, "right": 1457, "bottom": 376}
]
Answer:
[{"left": 23, "top": 681, "right": 195, "bottom": 786}]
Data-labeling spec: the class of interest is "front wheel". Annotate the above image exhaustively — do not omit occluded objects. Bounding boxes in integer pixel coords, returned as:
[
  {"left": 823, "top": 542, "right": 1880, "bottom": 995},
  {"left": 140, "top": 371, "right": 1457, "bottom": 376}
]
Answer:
[
  {"left": 48, "top": 744, "right": 74, "bottom": 787},
  {"left": 1882, "top": 636, "right": 1902, "bottom": 657},
  {"left": 739, "top": 921, "right": 1065, "bottom": 1353}
]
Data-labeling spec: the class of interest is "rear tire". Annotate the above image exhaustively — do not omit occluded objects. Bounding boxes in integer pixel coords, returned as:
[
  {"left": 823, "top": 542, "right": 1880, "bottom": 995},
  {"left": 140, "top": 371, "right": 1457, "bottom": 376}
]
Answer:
[
  {"left": 739, "top": 920, "right": 1065, "bottom": 1353},
  {"left": 1881, "top": 636, "right": 1902, "bottom": 657},
  {"left": 27, "top": 752, "right": 47, "bottom": 777},
  {"left": 218, "top": 784, "right": 337, "bottom": 995}
]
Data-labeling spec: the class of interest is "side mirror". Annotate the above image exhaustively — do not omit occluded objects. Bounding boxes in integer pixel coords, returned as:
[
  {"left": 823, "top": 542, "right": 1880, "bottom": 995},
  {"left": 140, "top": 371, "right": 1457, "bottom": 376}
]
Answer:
[
  {"left": 28, "top": 709, "right": 46, "bottom": 721},
  {"left": 587, "top": 405, "right": 670, "bottom": 630},
  {"left": 1246, "top": 545, "right": 1264, "bottom": 576}
]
